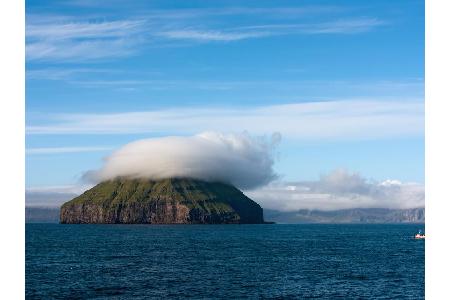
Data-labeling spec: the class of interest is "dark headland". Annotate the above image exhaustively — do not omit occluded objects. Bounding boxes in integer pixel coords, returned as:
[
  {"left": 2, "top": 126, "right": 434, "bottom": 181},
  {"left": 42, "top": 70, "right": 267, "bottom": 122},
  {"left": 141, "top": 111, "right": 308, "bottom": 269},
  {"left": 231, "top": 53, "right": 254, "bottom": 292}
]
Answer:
[{"left": 60, "top": 178, "right": 265, "bottom": 224}]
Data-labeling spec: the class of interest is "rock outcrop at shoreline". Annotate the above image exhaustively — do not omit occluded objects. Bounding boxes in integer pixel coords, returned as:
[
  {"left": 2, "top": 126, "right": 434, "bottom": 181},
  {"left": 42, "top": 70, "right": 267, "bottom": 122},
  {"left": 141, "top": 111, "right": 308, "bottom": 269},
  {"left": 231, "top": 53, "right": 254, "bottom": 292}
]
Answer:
[{"left": 60, "top": 178, "right": 264, "bottom": 224}]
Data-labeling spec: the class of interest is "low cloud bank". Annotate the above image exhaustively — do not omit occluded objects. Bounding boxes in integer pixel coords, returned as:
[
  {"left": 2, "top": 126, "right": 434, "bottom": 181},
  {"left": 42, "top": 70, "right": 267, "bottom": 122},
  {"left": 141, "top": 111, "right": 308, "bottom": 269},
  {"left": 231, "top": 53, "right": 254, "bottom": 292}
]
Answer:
[
  {"left": 246, "top": 169, "right": 424, "bottom": 211},
  {"left": 84, "top": 132, "right": 281, "bottom": 189},
  {"left": 27, "top": 169, "right": 424, "bottom": 211},
  {"left": 25, "top": 185, "right": 91, "bottom": 207},
  {"left": 26, "top": 191, "right": 77, "bottom": 208}
]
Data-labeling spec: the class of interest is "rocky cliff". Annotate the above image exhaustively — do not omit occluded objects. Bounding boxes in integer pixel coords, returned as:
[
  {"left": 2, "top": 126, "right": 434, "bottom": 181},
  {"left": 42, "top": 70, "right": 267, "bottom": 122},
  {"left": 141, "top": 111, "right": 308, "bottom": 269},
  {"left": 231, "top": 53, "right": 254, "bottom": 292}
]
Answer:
[{"left": 60, "top": 178, "right": 264, "bottom": 224}]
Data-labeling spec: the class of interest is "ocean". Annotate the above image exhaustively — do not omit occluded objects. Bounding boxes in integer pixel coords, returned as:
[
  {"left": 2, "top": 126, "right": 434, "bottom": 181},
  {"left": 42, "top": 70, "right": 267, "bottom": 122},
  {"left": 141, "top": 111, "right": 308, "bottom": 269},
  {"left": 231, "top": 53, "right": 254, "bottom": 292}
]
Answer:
[{"left": 26, "top": 224, "right": 424, "bottom": 299}]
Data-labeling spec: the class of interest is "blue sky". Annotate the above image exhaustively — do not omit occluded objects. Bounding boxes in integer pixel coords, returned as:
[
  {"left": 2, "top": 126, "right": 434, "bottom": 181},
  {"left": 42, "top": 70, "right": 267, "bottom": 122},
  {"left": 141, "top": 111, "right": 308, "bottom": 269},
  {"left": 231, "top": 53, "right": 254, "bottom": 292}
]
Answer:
[{"left": 25, "top": 0, "right": 424, "bottom": 189}]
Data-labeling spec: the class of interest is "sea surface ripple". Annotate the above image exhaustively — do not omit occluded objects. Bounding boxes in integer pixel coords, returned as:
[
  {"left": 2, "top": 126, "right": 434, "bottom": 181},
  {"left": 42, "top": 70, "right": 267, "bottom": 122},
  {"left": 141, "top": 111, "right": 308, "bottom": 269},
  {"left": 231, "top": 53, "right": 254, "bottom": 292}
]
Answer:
[{"left": 26, "top": 224, "right": 424, "bottom": 299}]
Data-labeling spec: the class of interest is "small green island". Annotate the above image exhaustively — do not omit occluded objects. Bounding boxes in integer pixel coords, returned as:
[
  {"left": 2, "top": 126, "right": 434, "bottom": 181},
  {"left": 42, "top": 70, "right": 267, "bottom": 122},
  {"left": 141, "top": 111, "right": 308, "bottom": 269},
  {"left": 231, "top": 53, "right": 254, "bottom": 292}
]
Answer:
[{"left": 60, "top": 178, "right": 265, "bottom": 224}]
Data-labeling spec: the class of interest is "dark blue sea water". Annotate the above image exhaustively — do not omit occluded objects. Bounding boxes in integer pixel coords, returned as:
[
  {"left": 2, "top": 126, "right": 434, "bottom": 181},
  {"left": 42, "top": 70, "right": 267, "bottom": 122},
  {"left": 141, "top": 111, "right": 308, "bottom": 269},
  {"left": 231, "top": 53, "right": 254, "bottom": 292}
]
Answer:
[{"left": 26, "top": 224, "right": 424, "bottom": 299}]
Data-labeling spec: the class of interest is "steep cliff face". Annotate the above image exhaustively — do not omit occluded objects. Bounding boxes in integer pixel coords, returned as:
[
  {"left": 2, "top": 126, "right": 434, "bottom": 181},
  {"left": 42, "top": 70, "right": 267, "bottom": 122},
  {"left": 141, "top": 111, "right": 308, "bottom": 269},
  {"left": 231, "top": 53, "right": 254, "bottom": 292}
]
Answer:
[{"left": 60, "top": 178, "right": 264, "bottom": 224}]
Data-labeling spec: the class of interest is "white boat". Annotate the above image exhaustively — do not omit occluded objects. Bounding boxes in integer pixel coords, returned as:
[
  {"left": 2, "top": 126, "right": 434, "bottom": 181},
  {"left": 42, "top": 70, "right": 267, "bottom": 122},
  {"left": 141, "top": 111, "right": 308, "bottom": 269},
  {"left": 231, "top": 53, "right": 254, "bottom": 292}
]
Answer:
[{"left": 414, "top": 230, "right": 425, "bottom": 239}]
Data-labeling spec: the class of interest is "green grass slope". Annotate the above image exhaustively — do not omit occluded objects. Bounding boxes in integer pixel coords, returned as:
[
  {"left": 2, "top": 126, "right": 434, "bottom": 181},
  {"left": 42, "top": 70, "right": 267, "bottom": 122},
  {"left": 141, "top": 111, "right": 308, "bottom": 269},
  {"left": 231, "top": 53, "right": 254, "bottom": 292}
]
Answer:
[{"left": 61, "top": 178, "right": 264, "bottom": 224}]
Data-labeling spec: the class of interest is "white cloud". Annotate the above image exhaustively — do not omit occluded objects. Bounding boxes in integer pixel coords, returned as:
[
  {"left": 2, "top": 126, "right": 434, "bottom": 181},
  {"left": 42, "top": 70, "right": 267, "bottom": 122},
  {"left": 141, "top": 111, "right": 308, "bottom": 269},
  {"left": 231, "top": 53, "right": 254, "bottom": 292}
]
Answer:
[
  {"left": 246, "top": 169, "right": 424, "bottom": 211},
  {"left": 27, "top": 100, "right": 424, "bottom": 141},
  {"left": 84, "top": 132, "right": 281, "bottom": 189}
]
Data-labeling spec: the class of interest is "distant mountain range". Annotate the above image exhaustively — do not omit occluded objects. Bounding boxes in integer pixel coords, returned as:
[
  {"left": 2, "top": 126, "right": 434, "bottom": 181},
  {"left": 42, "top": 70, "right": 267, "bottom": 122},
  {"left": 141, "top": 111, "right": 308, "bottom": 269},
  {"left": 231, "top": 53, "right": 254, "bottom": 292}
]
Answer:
[
  {"left": 264, "top": 207, "right": 425, "bottom": 224},
  {"left": 26, "top": 206, "right": 424, "bottom": 224},
  {"left": 26, "top": 207, "right": 60, "bottom": 223}
]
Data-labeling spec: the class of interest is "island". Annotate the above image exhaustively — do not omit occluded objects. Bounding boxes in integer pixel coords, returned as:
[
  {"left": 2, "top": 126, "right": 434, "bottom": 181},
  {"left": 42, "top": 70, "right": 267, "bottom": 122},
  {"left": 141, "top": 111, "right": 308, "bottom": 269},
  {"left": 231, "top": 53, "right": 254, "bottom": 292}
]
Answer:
[{"left": 60, "top": 178, "right": 265, "bottom": 224}]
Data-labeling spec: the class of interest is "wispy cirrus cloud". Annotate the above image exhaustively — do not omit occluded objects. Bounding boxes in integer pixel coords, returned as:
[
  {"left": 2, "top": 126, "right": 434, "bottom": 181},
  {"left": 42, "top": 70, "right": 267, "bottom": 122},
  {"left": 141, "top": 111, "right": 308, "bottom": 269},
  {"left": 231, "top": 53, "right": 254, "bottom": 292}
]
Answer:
[
  {"left": 26, "top": 71, "right": 423, "bottom": 98},
  {"left": 157, "top": 29, "right": 270, "bottom": 42},
  {"left": 26, "top": 4, "right": 386, "bottom": 61},
  {"left": 240, "top": 18, "right": 385, "bottom": 34},
  {"left": 26, "top": 146, "right": 114, "bottom": 155},
  {"left": 26, "top": 67, "right": 119, "bottom": 80},
  {"left": 26, "top": 99, "right": 424, "bottom": 140},
  {"left": 302, "top": 18, "right": 385, "bottom": 33},
  {"left": 65, "top": 4, "right": 342, "bottom": 17},
  {"left": 26, "top": 16, "right": 146, "bottom": 61},
  {"left": 26, "top": 19, "right": 144, "bottom": 39},
  {"left": 26, "top": 66, "right": 162, "bottom": 81},
  {"left": 159, "top": 18, "right": 384, "bottom": 42}
]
